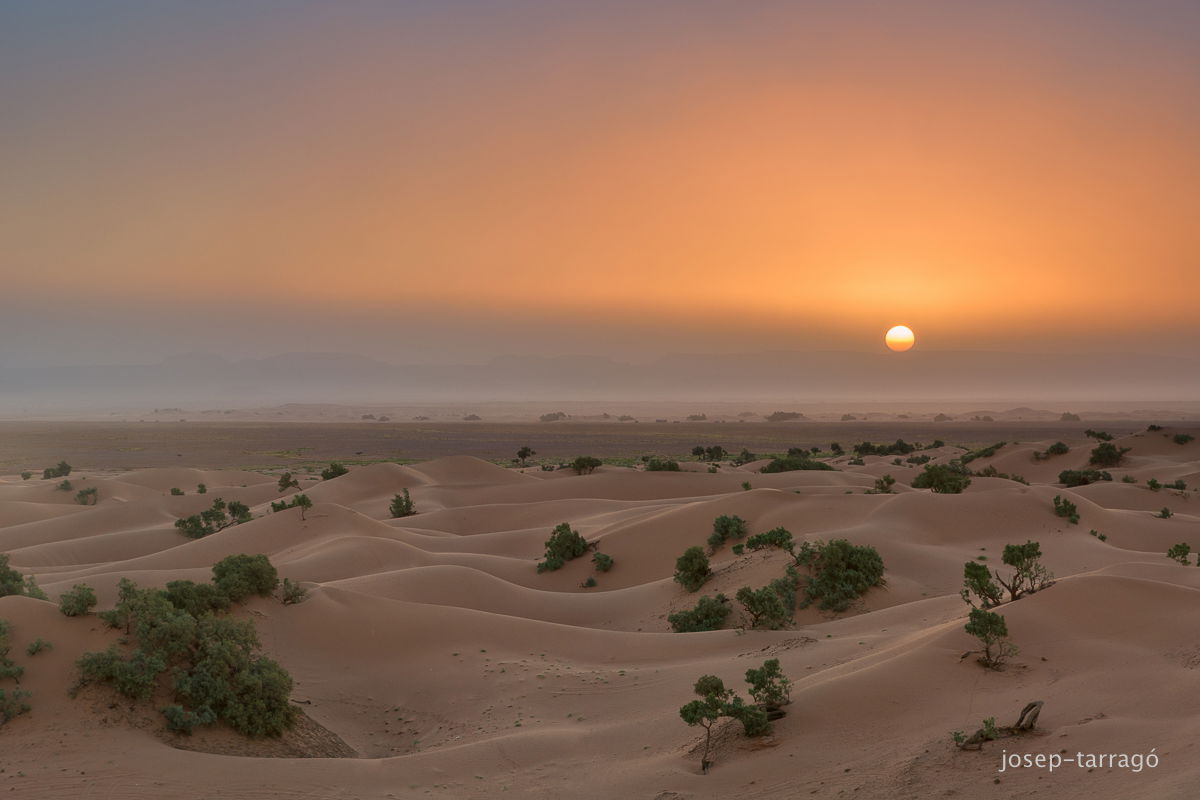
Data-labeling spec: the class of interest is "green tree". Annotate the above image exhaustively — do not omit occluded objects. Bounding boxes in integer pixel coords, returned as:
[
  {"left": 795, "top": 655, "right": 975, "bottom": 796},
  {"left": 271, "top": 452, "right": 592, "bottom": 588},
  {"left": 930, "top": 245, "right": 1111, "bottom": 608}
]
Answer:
[
  {"left": 965, "top": 608, "right": 1016, "bottom": 669},
  {"left": 679, "top": 675, "right": 732, "bottom": 772},
  {"left": 1167, "top": 543, "right": 1191, "bottom": 565},
  {"left": 277, "top": 472, "right": 300, "bottom": 492},
  {"left": 745, "top": 658, "right": 792, "bottom": 708},
  {"left": 571, "top": 456, "right": 602, "bottom": 475},
  {"left": 516, "top": 446, "right": 536, "bottom": 466},
  {"left": 961, "top": 561, "right": 1003, "bottom": 609},
  {"left": 294, "top": 494, "right": 312, "bottom": 520},
  {"left": 994, "top": 541, "right": 1053, "bottom": 602},
  {"left": 1089, "top": 442, "right": 1130, "bottom": 468},
  {"left": 592, "top": 552, "right": 614, "bottom": 573},
  {"left": 674, "top": 546, "right": 712, "bottom": 592},
  {"left": 708, "top": 514, "right": 748, "bottom": 551},
  {"left": 736, "top": 576, "right": 796, "bottom": 629},
  {"left": 197, "top": 483, "right": 207, "bottom": 494}
]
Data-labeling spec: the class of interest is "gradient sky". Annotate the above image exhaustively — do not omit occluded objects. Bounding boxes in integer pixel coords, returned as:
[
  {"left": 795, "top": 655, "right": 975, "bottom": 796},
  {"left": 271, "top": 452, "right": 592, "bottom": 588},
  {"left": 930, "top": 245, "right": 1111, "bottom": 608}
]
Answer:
[{"left": 3, "top": 1, "right": 1198, "bottom": 366}]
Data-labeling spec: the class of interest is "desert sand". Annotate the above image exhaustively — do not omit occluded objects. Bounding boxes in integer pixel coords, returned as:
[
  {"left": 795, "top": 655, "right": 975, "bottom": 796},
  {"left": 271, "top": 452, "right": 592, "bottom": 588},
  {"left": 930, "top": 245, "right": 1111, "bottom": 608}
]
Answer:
[{"left": 1, "top": 427, "right": 1199, "bottom": 799}]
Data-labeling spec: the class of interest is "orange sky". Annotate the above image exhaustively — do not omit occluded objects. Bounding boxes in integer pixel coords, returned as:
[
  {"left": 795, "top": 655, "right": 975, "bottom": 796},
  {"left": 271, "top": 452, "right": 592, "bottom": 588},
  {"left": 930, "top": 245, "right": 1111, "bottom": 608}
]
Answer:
[{"left": 3, "top": 2, "right": 1199, "bottom": 363}]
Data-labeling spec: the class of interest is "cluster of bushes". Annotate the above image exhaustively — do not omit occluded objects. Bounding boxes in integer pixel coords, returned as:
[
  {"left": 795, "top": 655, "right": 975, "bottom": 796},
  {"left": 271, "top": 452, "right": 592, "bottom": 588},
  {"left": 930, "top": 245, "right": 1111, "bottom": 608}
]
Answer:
[
  {"left": 961, "top": 540, "right": 1053, "bottom": 609},
  {"left": 1052, "top": 495, "right": 1079, "bottom": 524},
  {"left": 270, "top": 494, "right": 313, "bottom": 519},
  {"left": 1175, "top": 434, "right": 1195, "bottom": 445},
  {"left": 0, "top": 619, "right": 31, "bottom": 724},
  {"left": 76, "top": 555, "right": 297, "bottom": 736},
  {"left": 571, "top": 456, "right": 603, "bottom": 475},
  {"left": 539, "top": 412, "right": 568, "bottom": 422},
  {"left": 853, "top": 440, "right": 916, "bottom": 457},
  {"left": 75, "top": 487, "right": 98, "bottom": 505},
  {"left": 536, "top": 523, "right": 590, "bottom": 573},
  {"left": 912, "top": 463, "right": 972, "bottom": 493},
  {"left": 691, "top": 445, "right": 726, "bottom": 461},
  {"left": 707, "top": 515, "right": 747, "bottom": 552},
  {"left": 744, "top": 528, "right": 885, "bottom": 613},
  {"left": 175, "top": 498, "right": 252, "bottom": 538},
  {"left": 906, "top": 453, "right": 931, "bottom": 465},
  {"left": 765, "top": 411, "right": 804, "bottom": 422},
  {"left": 972, "top": 465, "right": 1028, "bottom": 484},
  {"left": 959, "top": 442, "right": 1006, "bottom": 465},
  {"left": 320, "top": 462, "right": 349, "bottom": 480},
  {"left": 42, "top": 461, "right": 72, "bottom": 479},
  {"left": 679, "top": 660, "right": 791, "bottom": 770},
  {"left": 277, "top": 472, "right": 300, "bottom": 492},
  {"left": 668, "top": 594, "right": 732, "bottom": 632},
  {"left": 645, "top": 458, "right": 681, "bottom": 472},
  {"left": 1167, "top": 543, "right": 1193, "bottom": 565},
  {"left": 760, "top": 454, "right": 834, "bottom": 473},
  {"left": 1088, "top": 442, "right": 1130, "bottom": 468},
  {"left": 1084, "top": 429, "right": 1114, "bottom": 441},
  {"left": 866, "top": 474, "right": 896, "bottom": 494},
  {"left": 1034, "top": 441, "right": 1070, "bottom": 460},
  {"left": 1058, "top": 469, "right": 1111, "bottom": 487}
]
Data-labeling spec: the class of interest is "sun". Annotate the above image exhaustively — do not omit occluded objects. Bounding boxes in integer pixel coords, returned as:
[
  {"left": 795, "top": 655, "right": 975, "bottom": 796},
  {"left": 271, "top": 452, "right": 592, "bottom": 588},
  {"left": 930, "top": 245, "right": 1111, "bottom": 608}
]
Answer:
[{"left": 885, "top": 325, "right": 915, "bottom": 352}]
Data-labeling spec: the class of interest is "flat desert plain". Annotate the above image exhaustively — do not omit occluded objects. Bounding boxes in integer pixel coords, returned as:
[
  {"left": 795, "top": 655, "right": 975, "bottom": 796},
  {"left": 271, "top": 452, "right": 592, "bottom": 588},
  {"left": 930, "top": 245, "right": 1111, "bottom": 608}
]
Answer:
[{"left": 1, "top": 425, "right": 1199, "bottom": 799}]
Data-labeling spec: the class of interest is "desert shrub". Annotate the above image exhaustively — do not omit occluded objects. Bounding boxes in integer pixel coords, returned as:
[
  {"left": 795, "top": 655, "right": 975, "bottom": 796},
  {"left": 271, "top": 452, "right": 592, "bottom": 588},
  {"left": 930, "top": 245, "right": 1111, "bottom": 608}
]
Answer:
[
  {"left": 280, "top": 578, "right": 307, "bottom": 605},
  {"left": 536, "top": 523, "right": 589, "bottom": 573},
  {"left": 539, "top": 412, "right": 567, "bottom": 422},
  {"left": 867, "top": 474, "right": 896, "bottom": 494},
  {"left": 20, "top": 472, "right": 31, "bottom": 480},
  {"left": 276, "top": 472, "right": 300, "bottom": 492},
  {"left": 0, "top": 555, "right": 47, "bottom": 601},
  {"left": 965, "top": 608, "right": 1016, "bottom": 669},
  {"left": 708, "top": 515, "right": 748, "bottom": 551},
  {"left": 731, "top": 543, "right": 745, "bottom": 555},
  {"left": 197, "top": 483, "right": 207, "bottom": 494},
  {"left": 73, "top": 486, "right": 98, "bottom": 505},
  {"left": 271, "top": 493, "right": 312, "bottom": 519},
  {"left": 42, "top": 460, "right": 72, "bottom": 479},
  {"left": 227, "top": 501, "right": 251, "bottom": 525},
  {"left": 961, "top": 561, "right": 1003, "bottom": 609},
  {"left": 582, "top": 576, "right": 597, "bottom": 588},
  {"left": 733, "top": 448, "right": 757, "bottom": 466},
  {"left": 1052, "top": 495, "right": 1080, "bottom": 524},
  {"left": 760, "top": 455, "right": 834, "bottom": 473},
  {"left": 571, "top": 456, "right": 602, "bottom": 475},
  {"left": 735, "top": 575, "right": 796, "bottom": 629},
  {"left": 1168, "top": 479, "right": 1187, "bottom": 490},
  {"left": 959, "top": 442, "right": 1007, "bottom": 465},
  {"left": 1089, "top": 442, "right": 1130, "bottom": 468},
  {"left": 853, "top": 440, "right": 917, "bottom": 457},
  {"left": 1147, "top": 478, "right": 1162, "bottom": 491},
  {"left": 741, "top": 481, "right": 752, "bottom": 490},
  {"left": 1157, "top": 507, "right": 1173, "bottom": 519},
  {"left": 645, "top": 458, "right": 681, "bottom": 472},
  {"left": 0, "top": 688, "right": 31, "bottom": 724},
  {"left": 162, "top": 703, "right": 217, "bottom": 734},
  {"left": 847, "top": 457, "right": 865, "bottom": 466},
  {"left": 0, "top": 619, "right": 24, "bottom": 683},
  {"left": 1167, "top": 543, "right": 1191, "bottom": 565},
  {"left": 668, "top": 594, "right": 731, "bottom": 632},
  {"left": 911, "top": 463, "right": 971, "bottom": 493},
  {"left": 674, "top": 547, "right": 712, "bottom": 592},
  {"left": 170, "top": 487, "right": 185, "bottom": 496},
  {"left": 1084, "top": 429, "right": 1113, "bottom": 441},
  {"left": 212, "top": 555, "right": 279, "bottom": 602},
  {"left": 766, "top": 411, "right": 804, "bottom": 422},
  {"left": 56, "top": 479, "right": 73, "bottom": 492},
  {"left": 994, "top": 541, "right": 1053, "bottom": 601},
  {"left": 320, "top": 462, "right": 348, "bottom": 480},
  {"left": 164, "top": 580, "right": 231, "bottom": 617},
  {"left": 794, "top": 539, "right": 885, "bottom": 612},
  {"left": 724, "top": 695, "right": 771, "bottom": 736},
  {"left": 1047, "top": 441, "right": 1070, "bottom": 456},
  {"left": 906, "top": 454, "right": 931, "bottom": 465},
  {"left": 26, "top": 638, "right": 52, "bottom": 656},
  {"left": 592, "top": 552, "right": 614, "bottom": 573},
  {"left": 745, "top": 658, "right": 791, "bottom": 707},
  {"left": 1174, "top": 433, "right": 1195, "bottom": 445},
  {"left": 516, "top": 446, "right": 536, "bottom": 465},
  {"left": 389, "top": 489, "right": 416, "bottom": 518},
  {"left": 59, "top": 584, "right": 98, "bottom": 617},
  {"left": 21, "top": 576, "right": 47, "bottom": 601},
  {"left": 830, "top": 442, "right": 844, "bottom": 454},
  {"left": 746, "top": 527, "right": 796, "bottom": 560},
  {"left": 1057, "top": 469, "right": 1111, "bottom": 487}
]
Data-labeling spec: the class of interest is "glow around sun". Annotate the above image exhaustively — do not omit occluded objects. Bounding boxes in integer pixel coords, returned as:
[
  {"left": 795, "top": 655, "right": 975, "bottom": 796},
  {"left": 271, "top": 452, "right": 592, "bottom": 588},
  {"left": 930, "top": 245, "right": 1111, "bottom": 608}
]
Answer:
[{"left": 885, "top": 325, "right": 915, "bottom": 352}]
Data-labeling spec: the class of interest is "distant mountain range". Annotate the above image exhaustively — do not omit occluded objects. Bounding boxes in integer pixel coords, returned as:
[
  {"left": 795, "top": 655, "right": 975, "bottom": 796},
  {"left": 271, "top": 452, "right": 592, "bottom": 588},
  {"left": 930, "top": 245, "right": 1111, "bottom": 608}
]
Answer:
[{"left": 1, "top": 350, "right": 1197, "bottom": 409}]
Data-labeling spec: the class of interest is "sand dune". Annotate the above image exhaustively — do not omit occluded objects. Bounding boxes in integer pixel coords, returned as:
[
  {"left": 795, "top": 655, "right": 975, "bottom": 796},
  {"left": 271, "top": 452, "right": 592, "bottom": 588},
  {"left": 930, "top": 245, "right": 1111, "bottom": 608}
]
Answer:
[{"left": 1, "top": 441, "right": 1198, "bottom": 799}]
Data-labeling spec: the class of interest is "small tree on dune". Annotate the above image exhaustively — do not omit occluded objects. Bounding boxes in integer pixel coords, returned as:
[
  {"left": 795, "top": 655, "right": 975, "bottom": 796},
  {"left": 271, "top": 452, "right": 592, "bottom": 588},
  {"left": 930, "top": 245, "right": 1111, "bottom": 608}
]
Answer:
[
  {"left": 679, "top": 676, "right": 731, "bottom": 772},
  {"left": 516, "top": 446, "right": 536, "bottom": 466},
  {"left": 389, "top": 489, "right": 416, "bottom": 518},
  {"left": 961, "top": 561, "right": 1004, "bottom": 609},
  {"left": 294, "top": 494, "right": 312, "bottom": 520},
  {"left": 745, "top": 658, "right": 792, "bottom": 708},
  {"left": 674, "top": 546, "right": 712, "bottom": 592},
  {"left": 571, "top": 456, "right": 602, "bottom": 475},
  {"left": 965, "top": 608, "right": 1016, "bottom": 669},
  {"left": 536, "top": 523, "right": 590, "bottom": 573},
  {"left": 277, "top": 472, "right": 300, "bottom": 492}
]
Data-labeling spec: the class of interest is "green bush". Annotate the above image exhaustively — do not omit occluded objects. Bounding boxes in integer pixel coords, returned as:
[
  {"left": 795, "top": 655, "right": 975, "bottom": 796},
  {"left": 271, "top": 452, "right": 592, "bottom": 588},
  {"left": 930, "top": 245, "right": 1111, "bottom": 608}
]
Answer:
[
  {"left": 20, "top": 472, "right": 32, "bottom": 481},
  {"left": 164, "top": 580, "right": 232, "bottom": 617},
  {"left": 1174, "top": 433, "right": 1195, "bottom": 445},
  {"left": 270, "top": 493, "right": 312, "bottom": 519},
  {"left": 1089, "top": 442, "right": 1130, "bottom": 468},
  {"left": 965, "top": 608, "right": 1016, "bottom": 669},
  {"left": 1052, "top": 495, "right": 1080, "bottom": 524},
  {"left": 571, "top": 456, "right": 603, "bottom": 475},
  {"left": 0, "top": 555, "right": 47, "bottom": 600},
  {"left": 911, "top": 464, "right": 971, "bottom": 493},
  {"left": 536, "top": 523, "right": 589, "bottom": 573},
  {"left": 867, "top": 474, "right": 896, "bottom": 494},
  {"left": 853, "top": 440, "right": 917, "bottom": 457},
  {"left": 0, "top": 619, "right": 25, "bottom": 683},
  {"left": 389, "top": 489, "right": 416, "bottom": 518},
  {"left": 1157, "top": 507, "right": 1173, "bottom": 519},
  {"left": 761, "top": 455, "right": 834, "bottom": 473},
  {"left": 320, "top": 462, "right": 349, "bottom": 480},
  {"left": 1085, "top": 429, "right": 1113, "bottom": 441},
  {"left": 277, "top": 472, "right": 300, "bottom": 492},
  {"left": 1167, "top": 543, "right": 1191, "bottom": 565},
  {"left": 42, "top": 460, "right": 72, "bottom": 479},
  {"left": 1147, "top": 478, "right": 1161, "bottom": 491},
  {"left": 674, "top": 546, "right": 712, "bottom": 592},
  {"left": 959, "top": 442, "right": 1007, "bottom": 465},
  {"left": 213, "top": 555, "right": 279, "bottom": 602},
  {"left": 197, "top": 483, "right": 207, "bottom": 494},
  {"left": 59, "top": 584, "right": 98, "bottom": 617},
  {"left": 592, "top": 552, "right": 614, "bottom": 573},
  {"left": 707, "top": 515, "right": 748, "bottom": 551},
  {"left": 162, "top": 703, "right": 217, "bottom": 734},
  {"left": 1168, "top": 479, "right": 1187, "bottom": 490},
  {"left": 170, "top": 487, "right": 185, "bottom": 496},
  {"left": 745, "top": 527, "right": 796, "bottom": 558},
  {"left": 26, "top": 638, "right": 52, "bottom": 656},
  {"left": 0, "top": 688, "right": 31, "bottom": 724},
  {"left": 582, "top": 576, "right": 597, "bottom": 588},
  {"left": 668, "top": 594, "right": 731, "bottom": 632},
  {"left": 280, "top": 578, "right": 308, "bottom": 605},
  {"left": 994, "top": 541, "right": 1053, "bottom": 601},
  {"left": 71, "top": 486, "right": 98, "bottom": 505},
  {"left": 1058, "top": 469, "right": 1112, "bottom": 487},
  {"left": 794, "top": 539, "right": 885, "bottom": 612},
  {"left": 1046, "top": 441, "right": 1070, "bottom": 456},
  {"left": 645, "top": 458, "right": 681, "bottom": 471},
  {"left": 56, "top": 479, "right": 73, "bottom": 492}
]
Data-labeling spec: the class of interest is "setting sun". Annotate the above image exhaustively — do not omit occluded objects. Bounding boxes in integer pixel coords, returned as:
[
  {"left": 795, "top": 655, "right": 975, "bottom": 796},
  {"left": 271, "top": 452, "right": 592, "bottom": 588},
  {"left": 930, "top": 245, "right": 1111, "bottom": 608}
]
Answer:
[{"left": 885, "top": 325, "right": 915, "bottom": 352}]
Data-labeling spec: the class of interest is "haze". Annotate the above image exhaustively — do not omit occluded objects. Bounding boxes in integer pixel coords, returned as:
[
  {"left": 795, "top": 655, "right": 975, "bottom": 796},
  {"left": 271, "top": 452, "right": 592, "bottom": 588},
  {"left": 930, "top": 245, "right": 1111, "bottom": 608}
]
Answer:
[{"left": 3, "top": 1, "right": 1198, "bottom": 405}]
